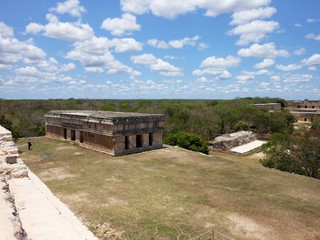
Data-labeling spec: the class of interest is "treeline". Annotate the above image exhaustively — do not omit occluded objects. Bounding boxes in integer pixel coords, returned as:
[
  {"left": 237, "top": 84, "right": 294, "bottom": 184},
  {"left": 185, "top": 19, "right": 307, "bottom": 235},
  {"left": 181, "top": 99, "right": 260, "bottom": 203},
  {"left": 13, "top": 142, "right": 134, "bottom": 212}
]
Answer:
[
  {"left": 2, "top": 97, "right": 318, "bottom": 178},
  {"left": 0, "top": 97, "right": 290, "bottom": 140}
]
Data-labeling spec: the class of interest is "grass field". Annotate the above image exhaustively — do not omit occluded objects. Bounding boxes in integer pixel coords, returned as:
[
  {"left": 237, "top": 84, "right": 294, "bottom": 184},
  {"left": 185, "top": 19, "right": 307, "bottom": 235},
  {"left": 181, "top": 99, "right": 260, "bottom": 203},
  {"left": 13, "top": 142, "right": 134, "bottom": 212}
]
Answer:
[{"left": 17, "top": 137, "right": 320, "bottom": 240}]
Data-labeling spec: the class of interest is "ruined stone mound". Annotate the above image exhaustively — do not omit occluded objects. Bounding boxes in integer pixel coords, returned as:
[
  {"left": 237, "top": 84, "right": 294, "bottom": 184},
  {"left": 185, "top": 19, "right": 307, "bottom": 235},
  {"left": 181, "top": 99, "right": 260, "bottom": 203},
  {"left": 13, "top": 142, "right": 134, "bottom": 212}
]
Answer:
[{"left": 212, "top": 131, "right": 257, "bottom": 151}]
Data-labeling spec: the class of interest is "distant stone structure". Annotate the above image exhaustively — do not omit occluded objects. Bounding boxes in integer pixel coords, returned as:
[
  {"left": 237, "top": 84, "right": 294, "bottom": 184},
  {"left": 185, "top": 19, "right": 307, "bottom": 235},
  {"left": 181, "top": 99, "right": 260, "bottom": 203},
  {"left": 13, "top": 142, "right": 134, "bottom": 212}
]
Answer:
[
  {"left": 287, "top": 100, "right": 320, "bottom": 122},
  {"left": 45, "top": 110, "right": 165, "bottom": 155},
  {"left": 211, "top": 131, "right": 256, "bottom": 151},
  {"left": 253, "top": 103, "right": 281, "bottom": 112}
]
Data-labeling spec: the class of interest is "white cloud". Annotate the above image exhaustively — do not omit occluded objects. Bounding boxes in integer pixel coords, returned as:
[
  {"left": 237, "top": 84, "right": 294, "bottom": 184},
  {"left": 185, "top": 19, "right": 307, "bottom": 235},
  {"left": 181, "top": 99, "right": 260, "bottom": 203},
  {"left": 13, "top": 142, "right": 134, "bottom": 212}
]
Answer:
[
  {"left": 305, "top": 33, "right": 320, "bottom": 41},
  {"left": 254, "top": 58, "right": 274, "bottom": 69},
  {"left": 231, "top": 7, "right": 276, "bottom": 25},
  {"left": 131, "top": 53, "right": 183, "bottom": 76},
  {"left": 236, "top": 74, "right": 254, "bottom": 84},
  {"left": 283, "top": 74, "right": 312, "bottom": 83},
  {"left": 238, "top": 42, "right": 289, "bottom": 58},
  {"left": 0, "top": 22, "right": 46, "bottom": 66},
  {"left": 24, "top": 23, "right": 44, "bottom": 34},
  {"left": 192, "top": 55, "right": 240, "bottom": 80},
  {"left": 276, "top": 63, "right": 302, "bottom": 71},
  {"left": 259, "top": 82, "right": 270, "bottom": 89},
  {"left": 147, "top": 35, "right": 205, "bottom": 49},
  {"left": 65, "top": 36, "right": 140, "bottom": 78},
  {"left": 121, "top": 0, "right": 271, "bottom": 19},
  {"left": 294, "top": 48, "right": 305, "bottom": 56},
  {"left": 294, "top": 23, "right": 302, "bottom": 28},
  {"left": 200, "top": 55, "right": 240, "bottom": 69},
  {"left": 110, "top": 38, "right": 142, "bottom": 52},
  {"left": 25, "top": 14, "right": 94, "bottom": 42},
  {"left": 270, "top": 75, "right": 280, "bottom": 82},
  {"left": 301, "top": 54, "right": 320, "bottom": 66},
  {"left": 101, "top": 13, "right": 140, "bottom": 36},
  {"left": 308, "top": 66, "right": 317, "bottom": 71},
  {"left": 229, "top": 20, "right": 279, "bottom": 45},
  {"left": 50, "top": 0, "right": 86, "bottom": 17}
]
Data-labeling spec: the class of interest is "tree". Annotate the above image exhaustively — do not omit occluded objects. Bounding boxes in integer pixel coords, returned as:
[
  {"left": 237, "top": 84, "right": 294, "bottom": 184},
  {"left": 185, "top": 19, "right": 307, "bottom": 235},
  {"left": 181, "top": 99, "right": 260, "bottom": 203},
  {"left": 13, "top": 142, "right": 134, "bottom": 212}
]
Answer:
[
  {"left": 261, "top": 127, "right": 320, "bottom": 179},
  {"left": 165, "top": 131, "right": 209, "bottom": 154},
  {"left": 0, "top": 115, "right": 21, "bottom": 141}
]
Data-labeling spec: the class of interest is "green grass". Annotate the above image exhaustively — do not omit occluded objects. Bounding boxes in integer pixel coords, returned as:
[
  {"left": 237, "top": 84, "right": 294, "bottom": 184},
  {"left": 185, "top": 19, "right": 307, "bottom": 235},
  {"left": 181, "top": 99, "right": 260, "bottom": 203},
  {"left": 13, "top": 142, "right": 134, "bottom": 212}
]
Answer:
[{"left": 18, "top": 137, "right": 320, "bottom": 240}]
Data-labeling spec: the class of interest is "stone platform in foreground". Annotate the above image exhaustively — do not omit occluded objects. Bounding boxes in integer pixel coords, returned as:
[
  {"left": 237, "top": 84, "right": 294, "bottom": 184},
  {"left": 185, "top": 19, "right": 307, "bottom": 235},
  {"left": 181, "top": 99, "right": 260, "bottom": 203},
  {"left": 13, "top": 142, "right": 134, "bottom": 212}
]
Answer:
[{"left": 0, "top": 125, "right": 97, "bottom": 240}]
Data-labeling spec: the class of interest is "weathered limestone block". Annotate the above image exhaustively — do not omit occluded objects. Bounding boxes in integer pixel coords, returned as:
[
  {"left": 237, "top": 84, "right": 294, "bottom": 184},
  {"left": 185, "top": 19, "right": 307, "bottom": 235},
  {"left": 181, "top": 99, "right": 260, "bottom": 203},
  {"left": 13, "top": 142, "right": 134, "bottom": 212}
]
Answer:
[
  {"left": 212, "top": 131, "right": 257, "bottom": 151},
  {"left": 0, "top": 174, "right": 27, "bottom": 240}
]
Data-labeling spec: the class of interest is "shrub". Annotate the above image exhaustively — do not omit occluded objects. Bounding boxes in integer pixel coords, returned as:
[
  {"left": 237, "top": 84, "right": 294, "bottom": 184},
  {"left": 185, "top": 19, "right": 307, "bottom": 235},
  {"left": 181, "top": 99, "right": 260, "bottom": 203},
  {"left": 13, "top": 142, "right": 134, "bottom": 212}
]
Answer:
[
  {"left": 234, "top": 120, "right": 250, "bottom": 131},
  {"left": 165, "top": 131, "right": 209, "bottom": 154}
]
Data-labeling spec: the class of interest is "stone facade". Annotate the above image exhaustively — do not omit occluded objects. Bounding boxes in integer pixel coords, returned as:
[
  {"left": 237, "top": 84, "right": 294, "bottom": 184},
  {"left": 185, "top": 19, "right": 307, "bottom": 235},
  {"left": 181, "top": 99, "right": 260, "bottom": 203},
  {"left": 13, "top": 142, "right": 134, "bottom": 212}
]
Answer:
[
  {"left": 253, "top": 103, "right": 281, "bottom": 112},
  {"left": 287, "top": 100, "right": 320, "bottom": 122},
  {"left": 45, "top": 110, "right": 165, "bottom": 155}
]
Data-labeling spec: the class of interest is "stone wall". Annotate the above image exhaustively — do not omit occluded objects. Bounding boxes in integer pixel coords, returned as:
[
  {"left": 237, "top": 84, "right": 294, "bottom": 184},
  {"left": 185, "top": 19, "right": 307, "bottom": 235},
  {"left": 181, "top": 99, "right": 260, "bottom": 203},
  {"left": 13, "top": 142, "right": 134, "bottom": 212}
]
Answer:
[{"left": 0, "top": 125, "right": 28, "bottom": 239}]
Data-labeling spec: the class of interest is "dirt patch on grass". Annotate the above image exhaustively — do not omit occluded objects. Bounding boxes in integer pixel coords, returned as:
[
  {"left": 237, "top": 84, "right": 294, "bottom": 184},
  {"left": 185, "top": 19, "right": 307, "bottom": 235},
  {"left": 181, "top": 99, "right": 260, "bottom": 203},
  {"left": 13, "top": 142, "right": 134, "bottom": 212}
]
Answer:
[
  {"left": 59, "top": 192, "right": 90, "bottom": 203},
  {"left": 56, "top": 146, "right": 76, "bottom": 151},
  {"left": 37, "top": 167, "right": 78, "bottom": 181},
  {"left": 228, "top": 213, "right": 273, "bottom": 239}
]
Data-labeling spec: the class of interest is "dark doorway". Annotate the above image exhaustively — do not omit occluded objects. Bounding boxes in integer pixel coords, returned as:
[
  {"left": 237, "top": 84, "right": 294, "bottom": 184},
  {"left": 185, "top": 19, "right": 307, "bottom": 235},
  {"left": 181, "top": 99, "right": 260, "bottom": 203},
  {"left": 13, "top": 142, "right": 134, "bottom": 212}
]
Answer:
[
  {"left": 125, "top": 136, "right": 129, "bottom": 150},
  {"left": 136, "top": 135, "right": 142, "bottom": 148},
  {"left": 149, "top": 133, "right": 153, "bottom": 146},
  {"left": 80, "top": 131, "right": 83, "bottom": 143},
  {"left": 71, "top": 130, "right": 76, "bottom": 141},
  {"left": 64, "top": 128, "right": 67, "bottom": 139}
]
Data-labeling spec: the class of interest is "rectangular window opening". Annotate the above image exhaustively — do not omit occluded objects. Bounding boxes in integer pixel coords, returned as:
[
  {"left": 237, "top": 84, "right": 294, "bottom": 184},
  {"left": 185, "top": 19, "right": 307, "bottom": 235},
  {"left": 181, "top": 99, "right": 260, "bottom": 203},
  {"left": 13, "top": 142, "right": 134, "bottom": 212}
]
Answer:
[
  {"left": 125, "top": 136, "right": 129, "bottom": 150},
  {"left": 71, "top": 130, "right": 76, "bottom": 141},
  {"left": 136, "top": 135, "right": 142, "bottom": 148},
  {"left": 64, "top": 128, "right": 67, "bottom": 139},
  {"left": 149, "top": 133, "right": 153, "bottom": 146},
  {"left": 80, "top": 131, "right": 83, "bottom": 143}
]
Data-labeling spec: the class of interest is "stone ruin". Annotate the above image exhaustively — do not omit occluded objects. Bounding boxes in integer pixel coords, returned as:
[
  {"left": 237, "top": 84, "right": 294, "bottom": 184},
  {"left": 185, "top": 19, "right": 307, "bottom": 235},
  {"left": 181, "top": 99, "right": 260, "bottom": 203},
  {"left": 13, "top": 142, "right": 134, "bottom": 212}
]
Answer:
[
  {"left": 211, "top": 130, "right": 257, "bottom": 151},
  {"left": 0, "top": 125, "right": 28, "bottom": 240}
]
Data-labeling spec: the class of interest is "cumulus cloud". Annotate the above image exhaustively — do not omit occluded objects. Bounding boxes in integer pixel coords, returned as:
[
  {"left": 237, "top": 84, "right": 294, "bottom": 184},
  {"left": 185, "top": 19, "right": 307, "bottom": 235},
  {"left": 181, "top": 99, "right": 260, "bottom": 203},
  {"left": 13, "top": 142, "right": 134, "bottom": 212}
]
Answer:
[
  {"left": 229, "top": 20, "right": 279, "bottom": 45},
  {"left": 0, "top": 22, "right": 46, "bottom": 66},
  {"left": 301, "top": 53, "right": 320, "bottom": 66},
  {"left": 276, "top": 63, "right": 302, "bottom": 71},
  {"left": 147, "top": 36, "right": 205, "bottom": 49},
  {"left": 305, "top": 33, "right": 320, "bottom": 41},
  {"left": 101, "top": 13, "right": 140, "bottom": 36},
  {"left": 283, "top": 74, "right": 313, "bottom": 83},
  {"left": 294, "top": 48, "right": 305, "bottom": 56},
  {"left": 50, "top": 0, "right": 86, "bottom": 17},
  {"left": 131, "top": 53, "right": 183, "bottom": 76},
  {"left": 120, "top": 0, "right": 271, "bottom": 19},
  {"left": 25, "top": 14, "right": 94, "bottom": 42},
  {"left": 238, "top": 42, "right": 289, "bottom": 58},
  {"left": 66, "top": 36, "right": 140, "bottom": 78},
  {"left": 231, "top": 7, "right": 276, "bottom": 25},
  {"left": 110, "top": 38, "right": 142, "bottom": 52},
  {"left": 254, "top": 58, "right": 274, "bottom": 69},
  {"left": 192, "top": 55, "right": 240, "bottom": 80}
]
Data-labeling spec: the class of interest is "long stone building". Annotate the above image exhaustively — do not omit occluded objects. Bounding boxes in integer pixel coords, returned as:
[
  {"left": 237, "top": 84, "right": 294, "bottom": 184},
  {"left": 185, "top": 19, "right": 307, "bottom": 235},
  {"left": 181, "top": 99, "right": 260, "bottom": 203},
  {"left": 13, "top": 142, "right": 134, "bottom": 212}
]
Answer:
[
  {"left": 287, "top": 100, "right": 320, "bottom": 122},
  {"left": 45, "top": 110, "right": 165, "bottom": 155}
]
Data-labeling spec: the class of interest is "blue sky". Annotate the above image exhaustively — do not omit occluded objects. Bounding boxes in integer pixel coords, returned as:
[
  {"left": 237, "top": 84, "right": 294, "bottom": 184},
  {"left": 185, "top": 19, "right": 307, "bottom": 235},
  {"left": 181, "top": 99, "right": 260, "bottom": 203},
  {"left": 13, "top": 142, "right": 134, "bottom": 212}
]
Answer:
[{"left": 0, "top": 0, "right": 319, "bottom": 100}]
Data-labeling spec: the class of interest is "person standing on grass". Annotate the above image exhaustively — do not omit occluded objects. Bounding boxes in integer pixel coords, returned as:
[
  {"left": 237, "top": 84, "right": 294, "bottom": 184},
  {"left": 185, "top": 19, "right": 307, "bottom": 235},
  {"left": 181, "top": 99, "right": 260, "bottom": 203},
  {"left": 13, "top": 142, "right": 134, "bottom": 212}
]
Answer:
[{"left": 28, "top": 138, "right": 32, "bottom": 150}]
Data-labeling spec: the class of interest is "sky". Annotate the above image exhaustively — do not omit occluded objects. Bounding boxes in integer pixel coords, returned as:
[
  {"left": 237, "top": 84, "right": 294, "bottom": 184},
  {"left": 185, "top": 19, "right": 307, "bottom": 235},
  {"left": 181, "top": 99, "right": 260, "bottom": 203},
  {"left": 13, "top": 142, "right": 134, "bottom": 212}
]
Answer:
[{"left": 0, "top": 0, "right": 319, "bottom": 100}]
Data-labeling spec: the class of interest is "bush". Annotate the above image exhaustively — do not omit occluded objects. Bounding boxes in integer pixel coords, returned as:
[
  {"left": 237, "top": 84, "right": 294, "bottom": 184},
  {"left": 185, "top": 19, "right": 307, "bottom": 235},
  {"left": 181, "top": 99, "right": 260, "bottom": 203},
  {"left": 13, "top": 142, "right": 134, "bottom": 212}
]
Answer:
[
  {"left": 165, "top": 131, "right": 209, "bottom": 154},
  {"left": 234, "top": 120, "right": 250, "bottom": 131}
]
